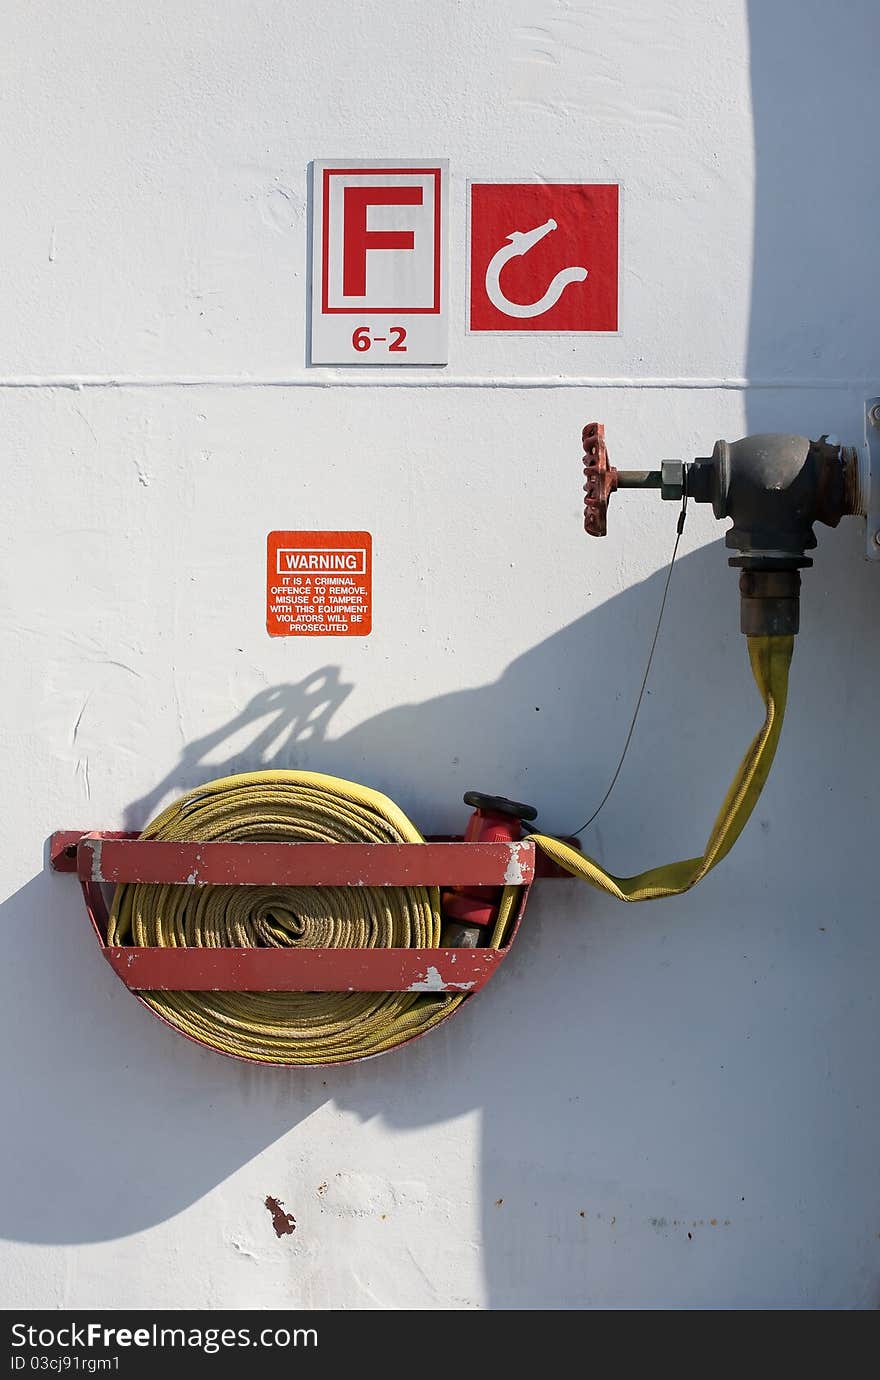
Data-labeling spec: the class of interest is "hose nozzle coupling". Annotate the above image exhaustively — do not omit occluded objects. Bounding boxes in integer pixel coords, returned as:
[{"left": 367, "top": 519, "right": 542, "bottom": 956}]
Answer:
[{"left": 738, "top": 569, "right": 801, "bottom": 637}]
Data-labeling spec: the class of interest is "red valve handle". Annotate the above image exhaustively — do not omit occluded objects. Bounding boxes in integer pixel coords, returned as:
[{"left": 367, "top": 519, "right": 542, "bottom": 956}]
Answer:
[
  {"left": 583, "top": 421, "right": 618, "bottom": 536},
  {"left": 441, "top": 792, "right": 531, "bottom": 936}
]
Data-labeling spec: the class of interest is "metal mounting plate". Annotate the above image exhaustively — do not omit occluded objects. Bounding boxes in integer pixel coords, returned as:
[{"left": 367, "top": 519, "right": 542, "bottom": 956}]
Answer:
[{"left": 865, "top": 397, "right": 880, "bottom": 559}]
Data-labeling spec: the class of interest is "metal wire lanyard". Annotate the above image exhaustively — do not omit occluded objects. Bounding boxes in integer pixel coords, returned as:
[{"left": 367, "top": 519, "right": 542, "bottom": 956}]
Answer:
[{"left": 568, "top": 491, "right": 688, "bottom": 837}]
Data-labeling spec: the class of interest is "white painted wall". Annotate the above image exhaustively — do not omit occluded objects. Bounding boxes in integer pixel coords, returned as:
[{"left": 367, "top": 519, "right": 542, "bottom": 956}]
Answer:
[{"left": 2, "top": 0, "right": 879, "bottom": 1310}]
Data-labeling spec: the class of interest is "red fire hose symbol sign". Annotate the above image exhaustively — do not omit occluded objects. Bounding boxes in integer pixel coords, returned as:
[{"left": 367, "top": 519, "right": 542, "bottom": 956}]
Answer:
[
  {"left": 469, "top": 183, "right": 619, "bottom": 333},
  {"left": 484, "top": 218, "right": 588, "bottom": 318}
]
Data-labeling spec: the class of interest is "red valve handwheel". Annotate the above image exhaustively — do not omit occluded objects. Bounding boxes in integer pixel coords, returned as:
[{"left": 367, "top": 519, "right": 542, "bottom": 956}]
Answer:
[{"left": 583, "top": 421, "right": 618, "bottom": 536}]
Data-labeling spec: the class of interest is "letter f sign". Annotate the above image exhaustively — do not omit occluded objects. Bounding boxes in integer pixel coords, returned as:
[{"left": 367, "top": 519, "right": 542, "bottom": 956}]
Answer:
[
  {"left": 312, "top": 162, "right": 448, "bottom": 365},
  {"left": 342, "top": 186, "right": 422, "bottom": 297}
]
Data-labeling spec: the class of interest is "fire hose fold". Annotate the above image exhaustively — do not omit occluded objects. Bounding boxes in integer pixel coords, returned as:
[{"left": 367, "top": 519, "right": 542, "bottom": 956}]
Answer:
[{"left": 531, "top": 634, "right": 793, "bottom": 900}]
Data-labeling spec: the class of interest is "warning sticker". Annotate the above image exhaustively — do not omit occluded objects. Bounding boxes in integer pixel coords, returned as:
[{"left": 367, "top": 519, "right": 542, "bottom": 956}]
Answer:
[{"left": 266, "top": 531, "right": 372, "bottom": 636}]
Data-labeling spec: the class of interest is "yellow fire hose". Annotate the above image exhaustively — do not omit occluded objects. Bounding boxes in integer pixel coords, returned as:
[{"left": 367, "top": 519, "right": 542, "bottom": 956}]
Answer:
[
  {"left": 532, "top": 634, "right": 793, "bottom": 899},
  {"left": 107, "top": 634, "right": 792, "bottom": 1064}
]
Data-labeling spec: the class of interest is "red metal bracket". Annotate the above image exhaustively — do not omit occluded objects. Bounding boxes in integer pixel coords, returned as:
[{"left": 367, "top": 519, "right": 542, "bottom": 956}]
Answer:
[
  {"left": 102, "top": 946, "right": 505, "bottom": 993},
  {"left": 50, "top": 831, "right": 575, "bottom": 880},
  {"left": 75, "top": 835, "right": 535, "bottom": 888},
  {"left": 49, "top": 830, "right": 572, "bottom": 995}
]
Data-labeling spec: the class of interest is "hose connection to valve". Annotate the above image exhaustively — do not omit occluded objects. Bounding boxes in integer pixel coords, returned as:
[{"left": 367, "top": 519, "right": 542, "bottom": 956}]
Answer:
[
  {"left": 549, "top": 415, "right": 866, "bottom": 902},
  {"left": 583, "top": 422, "right": 863, "bottom": 636}
]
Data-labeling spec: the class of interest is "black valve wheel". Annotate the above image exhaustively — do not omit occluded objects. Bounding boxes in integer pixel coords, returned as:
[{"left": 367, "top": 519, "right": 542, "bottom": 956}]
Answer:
[{"left": 463, "top": 791, "right": 538, "bottom": 822}]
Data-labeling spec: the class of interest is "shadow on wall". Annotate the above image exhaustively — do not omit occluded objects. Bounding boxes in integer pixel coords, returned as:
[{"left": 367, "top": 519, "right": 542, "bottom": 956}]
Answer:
[
  {"left": 3, "top": 510, "right": 879, "bottom": 1305},
  {"left": 745, "top": 0, "right": 879, "bottom": 394},
  {"left": 123, "top": 671, "right": 355, "bottom": 830}
]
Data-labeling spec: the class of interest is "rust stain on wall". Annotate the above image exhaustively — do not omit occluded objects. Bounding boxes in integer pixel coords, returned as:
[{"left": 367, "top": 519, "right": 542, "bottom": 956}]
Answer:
[{"left": 264, "top": 1195, "right": 297, "bottom": 1237}]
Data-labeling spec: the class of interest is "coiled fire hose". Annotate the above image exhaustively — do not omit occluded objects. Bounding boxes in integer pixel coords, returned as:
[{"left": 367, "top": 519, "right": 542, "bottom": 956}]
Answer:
[{"left": 107, "top": 634, "right": 792, "bottom": 1064}]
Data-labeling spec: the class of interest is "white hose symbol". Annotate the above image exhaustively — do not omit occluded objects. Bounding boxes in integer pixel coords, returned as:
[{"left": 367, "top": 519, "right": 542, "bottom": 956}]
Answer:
[{"left": 484, "top": 218, "right": 587, "bottom": 318}]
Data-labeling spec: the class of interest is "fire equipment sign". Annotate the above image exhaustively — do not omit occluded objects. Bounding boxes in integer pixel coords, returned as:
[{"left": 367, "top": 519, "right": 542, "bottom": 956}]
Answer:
[
  {"left": 469, "top": 182, "right": 619, "bottom": 333},
  {"left": 310, "top": 160, "right": 448, "bottom": 365},
  {"left": 267, "top": 531, "right": 372, "bottom": 636}
]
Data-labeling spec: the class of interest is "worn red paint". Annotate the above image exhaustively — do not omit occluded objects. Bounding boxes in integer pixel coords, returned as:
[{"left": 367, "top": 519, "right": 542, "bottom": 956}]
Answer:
[
  {"left": 47, "top": 828, "right": 571, "bottom": 1062},
  {"left": 75, "top": 836, "right": 536, "bottom": 888},
  {"left": 49, "top": 831, "right": 574, "bottom": 878},
  {"left": 443, "top": 800, "right": 529, "bottom": 929},
  {"left": 103, "top": 945, "right": 504, "bottom": 992}
]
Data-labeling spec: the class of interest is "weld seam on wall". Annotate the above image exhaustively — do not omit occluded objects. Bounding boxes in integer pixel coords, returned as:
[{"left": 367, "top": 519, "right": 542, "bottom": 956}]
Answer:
[{"left": 0, "top": 376, "right": 867, "bottom": 392}]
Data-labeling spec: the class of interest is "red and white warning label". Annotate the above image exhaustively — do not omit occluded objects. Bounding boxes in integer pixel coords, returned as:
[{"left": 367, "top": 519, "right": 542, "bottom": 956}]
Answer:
[{"left": 266, "top": 531, "right": 372, "bottom": 637}]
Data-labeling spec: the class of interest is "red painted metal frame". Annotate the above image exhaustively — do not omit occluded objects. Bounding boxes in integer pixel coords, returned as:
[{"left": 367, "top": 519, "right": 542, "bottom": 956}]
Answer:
[
  {"left": 49, "top": 831, "right": 557, "bottom": 994},
  {"left": 76, "top": 836, "right": 535, "bottom": 888},
  {"left": 104, "top": 946, "right": 506, "bottom": 993},
  {"left": 50, "top": 831, "right": 574, "bottom": 879}
]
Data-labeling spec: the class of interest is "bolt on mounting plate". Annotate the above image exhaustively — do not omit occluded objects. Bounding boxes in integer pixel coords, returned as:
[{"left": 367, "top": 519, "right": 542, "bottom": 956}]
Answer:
[{"left": 865, "top": 398, "right": 880, "bottom": 560}]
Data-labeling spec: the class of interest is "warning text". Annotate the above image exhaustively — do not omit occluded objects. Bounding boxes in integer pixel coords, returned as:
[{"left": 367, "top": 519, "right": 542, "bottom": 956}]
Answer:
[{"left": 267, "top": 532, "right": 372, "bottom": 637}]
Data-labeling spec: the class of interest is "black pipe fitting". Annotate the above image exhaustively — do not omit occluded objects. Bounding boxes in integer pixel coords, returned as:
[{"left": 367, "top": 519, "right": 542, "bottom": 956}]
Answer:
[
  {"left": 687, "top": 434, "right": 857, "bottom": 565},
  {"left": 610, "top": 431, "right": 861, "bottom": 637},
  {"left": 686, "top": 433, "right": 859, "bottom": 636}
]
